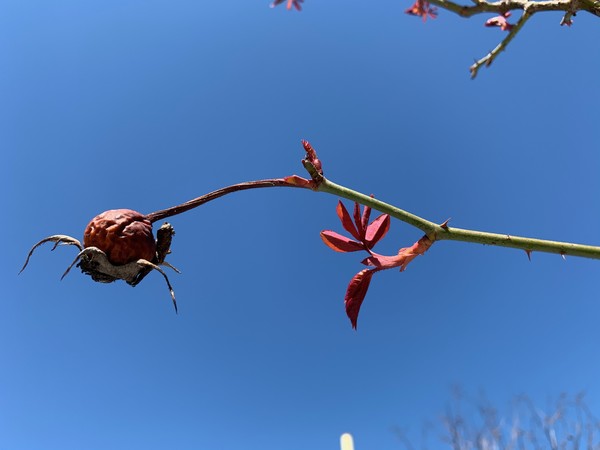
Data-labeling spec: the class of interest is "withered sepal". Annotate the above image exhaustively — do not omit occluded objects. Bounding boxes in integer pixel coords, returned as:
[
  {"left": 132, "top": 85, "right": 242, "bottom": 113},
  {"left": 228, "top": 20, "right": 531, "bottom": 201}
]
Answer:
[{"left": 20, "top": 223, "right": 179, "bottom": 313}]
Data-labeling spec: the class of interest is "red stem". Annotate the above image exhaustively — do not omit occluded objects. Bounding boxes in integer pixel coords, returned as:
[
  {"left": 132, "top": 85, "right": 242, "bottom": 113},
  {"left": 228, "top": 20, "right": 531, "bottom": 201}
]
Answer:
[{"left": 146, "top": 179, "right": 305, "bottom": 223}]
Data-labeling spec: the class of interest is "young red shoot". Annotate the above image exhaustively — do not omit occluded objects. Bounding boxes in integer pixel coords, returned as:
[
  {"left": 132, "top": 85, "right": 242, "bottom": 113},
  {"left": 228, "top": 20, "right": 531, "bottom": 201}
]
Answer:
[
  {"left": 321, "top": 201, "right": 433, "bottom": 329},
  {"left": 270, "top": 0, "right": 303, "bottom": 11},
  {"left": 405, "top": 0, "right": 438, "bottom": 22},
  {"left": 485, "top": 11, "right": 514, "bottom": 31}
]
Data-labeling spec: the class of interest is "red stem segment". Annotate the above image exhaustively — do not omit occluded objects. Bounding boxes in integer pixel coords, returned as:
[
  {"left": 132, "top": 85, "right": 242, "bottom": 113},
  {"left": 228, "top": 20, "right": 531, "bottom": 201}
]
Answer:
[{"left": 146, "top": 179, "right": 305, "bottom": 223}]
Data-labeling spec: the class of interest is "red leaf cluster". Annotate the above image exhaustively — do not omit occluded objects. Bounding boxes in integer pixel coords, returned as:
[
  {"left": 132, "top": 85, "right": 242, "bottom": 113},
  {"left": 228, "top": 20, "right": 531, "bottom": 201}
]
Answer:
[
  {"left": 270, "top": 0, "right": 303, "bottom": 11},
  {"left": 321, "top": 201, "right": 390, "bottom": 253},
  {"left": 485, "top": 11, "right": 514, "bottom": 31},
  {"left": 321, "top": 201, "right": 433, "bottom": 329},
  {"left": 344, "top": 269, "right": 376, "bottom": 329},
  {"left": 405, "top": 0, "right": 438, "bottom": 22}
]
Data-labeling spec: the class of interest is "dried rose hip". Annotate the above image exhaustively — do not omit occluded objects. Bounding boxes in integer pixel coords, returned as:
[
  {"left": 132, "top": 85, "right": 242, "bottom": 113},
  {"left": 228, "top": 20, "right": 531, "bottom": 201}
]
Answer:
[
  {"left": 83, "top": 209, "right": 156, "bottom": 265},
  {"left": 20, "top": 138, "right": 326, "bottom": 314}
]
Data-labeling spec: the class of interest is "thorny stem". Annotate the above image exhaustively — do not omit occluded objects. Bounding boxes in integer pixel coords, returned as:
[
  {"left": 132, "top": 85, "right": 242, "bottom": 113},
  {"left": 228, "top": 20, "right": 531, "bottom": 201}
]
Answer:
[
  {"left": 316, "top": 179, "right": 600, "bottom": 259},
  {"left": 147, "top": 171, "right": 600, "bottom": 261},
  {"left": 469, "top": 10, "right": 532, "bottom": 78},
  {"left": 424, "top": 0, "right": 600, "bottom": 77},
  {"left": 318, "top": 178, "right": 438, "bottom": 234},
  {"left": 428, "top": 0, "right": 578, "bottom": 17},
  {"left": 436, "top": 227, "right": 600, "bottom": 259}
]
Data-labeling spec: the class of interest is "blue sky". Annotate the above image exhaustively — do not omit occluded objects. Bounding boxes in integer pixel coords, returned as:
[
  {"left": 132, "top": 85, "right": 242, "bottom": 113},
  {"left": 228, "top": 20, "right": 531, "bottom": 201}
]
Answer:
[{"left": 2, "top": 1, "right": 600, "bottom": 449}]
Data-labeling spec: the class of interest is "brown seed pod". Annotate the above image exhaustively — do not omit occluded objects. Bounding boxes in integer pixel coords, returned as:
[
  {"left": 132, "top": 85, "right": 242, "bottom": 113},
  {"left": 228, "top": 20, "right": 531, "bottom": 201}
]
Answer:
[{"left": 83, "top": 209, "right": 156, "bottom": 265}]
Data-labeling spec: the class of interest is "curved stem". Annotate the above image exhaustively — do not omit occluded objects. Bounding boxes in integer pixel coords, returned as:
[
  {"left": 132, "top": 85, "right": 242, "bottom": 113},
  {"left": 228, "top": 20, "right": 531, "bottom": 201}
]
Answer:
[
  {"left": 146, "top": 179, "right": 305, "bottom": 223},
  {"left": 146, "top": 173, "right": 600, "bottom": 260}
]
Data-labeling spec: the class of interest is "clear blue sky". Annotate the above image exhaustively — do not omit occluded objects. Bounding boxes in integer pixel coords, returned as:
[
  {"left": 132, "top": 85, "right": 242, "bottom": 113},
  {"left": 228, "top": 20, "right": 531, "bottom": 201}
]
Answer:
[{"left": 2, "top": 1, "right": 600, "bottom": 449}]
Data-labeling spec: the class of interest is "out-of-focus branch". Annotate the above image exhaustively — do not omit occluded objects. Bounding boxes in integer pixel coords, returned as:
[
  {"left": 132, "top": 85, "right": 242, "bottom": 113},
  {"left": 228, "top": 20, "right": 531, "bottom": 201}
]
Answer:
[
  {"left": 428, "top": 0, "right": 580, "bottom": 18},
  {"left": 399, "top": 391, "right": 600, "bottom": 450},
  {"left": 426, "top": 0, "right": 597, "bottom": 77},
  {"left": 271, "top": 0, "right": 600, "bottom": 77},
  {"left": 469, "top": 10, "right": 531, "bottom": 78},
  {"left": 419, "top": 0, "right": 600, "bottom": 77}
]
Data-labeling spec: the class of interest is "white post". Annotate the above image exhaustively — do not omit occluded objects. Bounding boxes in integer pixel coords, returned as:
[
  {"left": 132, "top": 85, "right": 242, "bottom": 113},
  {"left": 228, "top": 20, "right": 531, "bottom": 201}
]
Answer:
[{"left": 340, "top": 433, "right": 354, "bottom": 450}]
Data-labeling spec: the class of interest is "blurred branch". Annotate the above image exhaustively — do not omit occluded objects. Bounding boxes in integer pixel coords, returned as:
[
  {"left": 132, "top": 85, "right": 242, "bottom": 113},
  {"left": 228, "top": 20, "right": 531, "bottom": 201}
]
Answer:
[
  {"left": 271, "top": 0, "right": 600, "bottom": 77},
  {"left": 399, "top": 392, "right": 600, "bottom": 449},
  {"left": 428, "top": 0, "right": 584, "bottom": 18},
  {"left": 469, "top": 10, "right": 531, "bottom": 78},
  {"left": 408, "top": 0, "right": 600, "bottom": 77}
]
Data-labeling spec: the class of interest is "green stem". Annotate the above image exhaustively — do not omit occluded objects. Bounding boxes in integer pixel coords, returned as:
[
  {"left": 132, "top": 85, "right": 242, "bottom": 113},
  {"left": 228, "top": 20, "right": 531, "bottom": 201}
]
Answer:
[
  {"left": 318, "top": 179, "right": 438, "bottom": 234},
  {"left": 434, "top": 227, "right": 600, "bottom": 259},
  {"left": 316, "top": 178, "right": 600, "bottom": 260}
]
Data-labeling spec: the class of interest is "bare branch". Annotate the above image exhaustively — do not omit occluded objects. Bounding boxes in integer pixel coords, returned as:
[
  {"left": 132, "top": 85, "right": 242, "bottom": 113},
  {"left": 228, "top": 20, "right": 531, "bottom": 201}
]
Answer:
[
  {"left": 470, "top": 9, "right": 532, "bottom": 78},
  {"left": 272, "top": 0, "right": 600, "bottom": 75}
]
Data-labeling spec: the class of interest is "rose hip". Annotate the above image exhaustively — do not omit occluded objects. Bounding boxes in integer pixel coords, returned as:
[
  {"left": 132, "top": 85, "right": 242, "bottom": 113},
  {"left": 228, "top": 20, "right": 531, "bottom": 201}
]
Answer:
[{"left": 83, "top": 209, "right": 156, "bottom": 265}]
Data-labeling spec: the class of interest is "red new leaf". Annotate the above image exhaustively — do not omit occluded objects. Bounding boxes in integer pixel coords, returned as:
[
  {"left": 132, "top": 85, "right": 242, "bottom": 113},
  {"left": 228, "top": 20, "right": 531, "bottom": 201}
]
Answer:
[
  {"left": 320, "top": 231, "right": 365, "bottom": 253},
  {"left": 361, "top": 253, "right": 401, "bottom": 269},
  {"left": 321, "top": 200, "right": 436, "bottom": 328},
  {"left": 365, "top": 214, "right": 390, "bottom": 248},
  {"left": 396, "top": 235, "right": 433, "bottom": 271},
  {"left": 282, "top": 175, "right": 314, "bottom": 188},
  {"left": 302, "top": 139, "right": 322, "bottom": 173},
  {"left": 345, "top": 269, "right": 376, "bottom": 329},
  {"left": 270, "top": 0, "right": 303, "bottom": 11},
  {"left": 353, "top": 202, "right": 363, "bottom": 237},
  {"left": 405, "top": 0, "right": 438, "bottom": 21},
  {"left": 336, "top": 201, "right": 361, "bottom": 241},
  {"left": 362, "top": 235, "right": 433, "bottom": 271},
  {"left": 485, "top": 11, "right": 514, "bottom": 31},
  {"left": 361, "top": 203, "right": 372, "bottom": 236}
]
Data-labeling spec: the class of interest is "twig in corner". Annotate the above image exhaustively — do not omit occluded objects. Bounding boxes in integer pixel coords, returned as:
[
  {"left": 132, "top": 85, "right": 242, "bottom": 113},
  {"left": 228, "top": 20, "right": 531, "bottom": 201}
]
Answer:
[{"left": 470, "top": 10, "right": 532, "bottom": 78}]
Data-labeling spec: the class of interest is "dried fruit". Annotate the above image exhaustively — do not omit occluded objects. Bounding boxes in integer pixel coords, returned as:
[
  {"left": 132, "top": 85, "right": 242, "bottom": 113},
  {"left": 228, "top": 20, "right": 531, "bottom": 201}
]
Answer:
[
  {"left": 83, "top": 209, "right": 156, "bottom": 265},
  {"left": 21, "top": 207, "right": 177, "bottom": 312}
]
